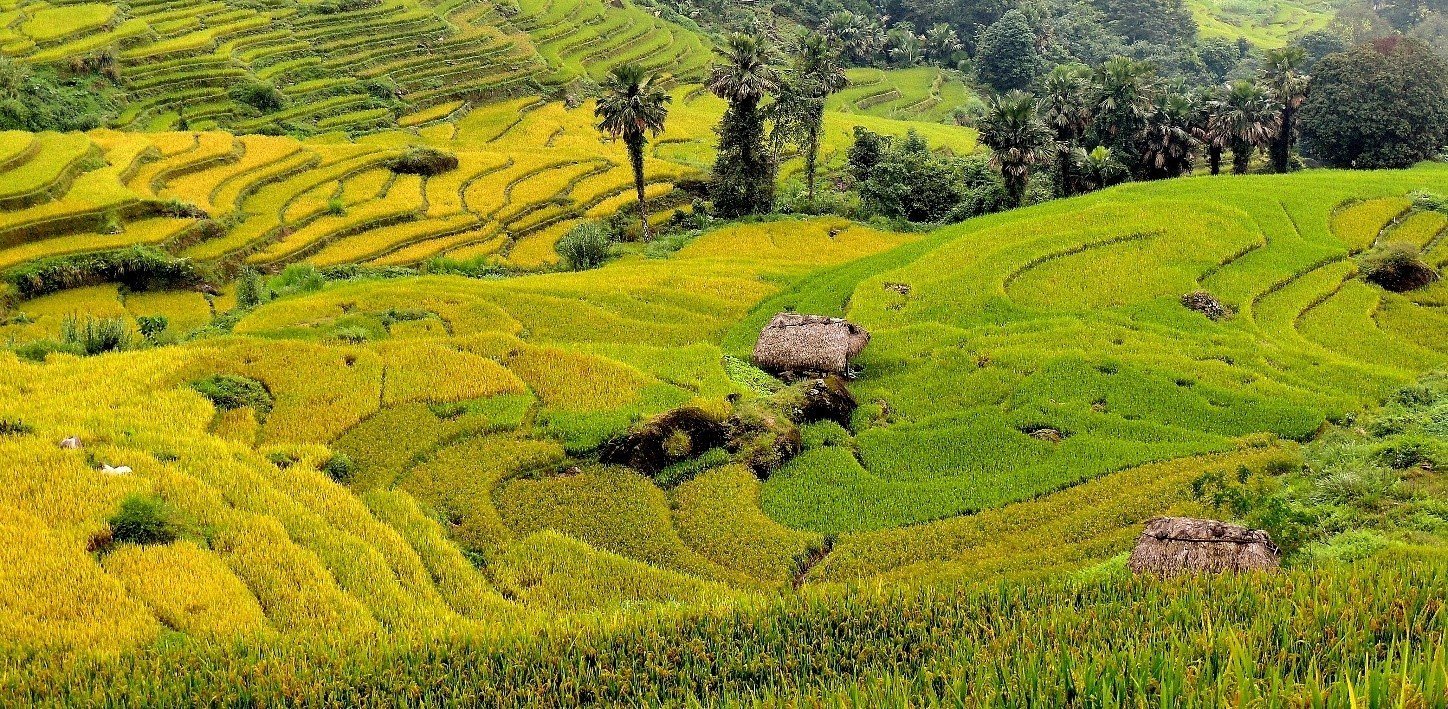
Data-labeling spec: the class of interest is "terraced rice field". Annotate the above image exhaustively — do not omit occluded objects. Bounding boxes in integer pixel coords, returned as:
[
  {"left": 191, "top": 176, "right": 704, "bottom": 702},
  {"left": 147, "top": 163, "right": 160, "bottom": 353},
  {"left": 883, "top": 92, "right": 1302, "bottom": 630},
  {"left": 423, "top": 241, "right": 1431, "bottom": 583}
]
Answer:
[
  {"left": 0, "top": 88, "right": 977, "bottom": 272},
  {"left": 1190, "top": 0, "right": 1343, "bottom": 47},
  {"left": 0, "top": 0, "right": 709, "bottom": 135}
]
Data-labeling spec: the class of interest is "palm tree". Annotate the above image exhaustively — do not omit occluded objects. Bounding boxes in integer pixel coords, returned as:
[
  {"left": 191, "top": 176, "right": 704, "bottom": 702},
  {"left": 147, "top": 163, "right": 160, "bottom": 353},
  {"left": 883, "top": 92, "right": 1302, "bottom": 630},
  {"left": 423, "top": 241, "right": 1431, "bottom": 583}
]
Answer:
[
  {"left": 1074, "top": 145, "right": 1128, "bottom": 192},
  {"left": 1091, "top": 57, "right": 1157, "bottom": 166},
  {"left": 1211, "top": 80, "right": 1279, "bottom": 175},
  {"left": 978, "top": 90, "right": 1054, "bottom": 206},
  {"left": 1261, "top": 45, "right": 1309, "bottom": 173},
  {"left": 1039, "top": 64, "right": 1092, "bottom": 196},
  {"left": 595, "top": 64, "right": 671, "bottom": 240},
  {"left": 1140, "top": 91, "right": 1199, "bottom": 179},
  {"left": 923, "top": 23, "right": 961, "bottom": 65},
  {"left": 783, "top": 33, "right": 847, "bottom": 202},
  {"left": 1194, "top": 84, "right": 1230, "bottom": 175},
  {"left": 707, "top": 33, "right": 780, "bottom": 218}
]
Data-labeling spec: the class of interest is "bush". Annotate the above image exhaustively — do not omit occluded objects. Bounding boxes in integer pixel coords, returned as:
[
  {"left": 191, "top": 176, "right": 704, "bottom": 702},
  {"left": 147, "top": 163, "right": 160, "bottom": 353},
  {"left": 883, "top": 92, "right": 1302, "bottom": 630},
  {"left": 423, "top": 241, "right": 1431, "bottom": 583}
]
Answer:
[
  {"left": 1358, "top": 242, "right": 1439, "bottom": 292},
  {"left": 334, "top": 325, "right": 371, "bottom": 343},
  {"left": 0, "top": 418, "right": 33, "bottom": 435},
  {"left": 322, "top": 453, "right": 356, "bottom": 483},
  {"left": 234, "top": 268, "right": 265, "bottom": 309},
  {"left": 555, "top": 221, "right": 613, "bottom": 271},
  {"left": 108, "top": 494, "right": 178, "bottom": 546},
  {"left": 385, "top": 146, "right": 458, "bottom": 176},
  {"left": 61, "top": 315, "right": 132, "bottom": 355},
  {"left": 10, "top": 339, "right": 83, "bottom": 362},
  {"left": 190, "top": 374, "right": 274, "bottom": 417},
  {"left": 229, "top": 81, "right": 286, "bottom": 113},
  {"left": 269, "top": 263, "right": 325, "bottom": 298},
  {"left": 4, "top": 246, "right": 206, "bottom": 299},
  {"left": 136, "top": 314, "right": 168, "bottom": 343}
]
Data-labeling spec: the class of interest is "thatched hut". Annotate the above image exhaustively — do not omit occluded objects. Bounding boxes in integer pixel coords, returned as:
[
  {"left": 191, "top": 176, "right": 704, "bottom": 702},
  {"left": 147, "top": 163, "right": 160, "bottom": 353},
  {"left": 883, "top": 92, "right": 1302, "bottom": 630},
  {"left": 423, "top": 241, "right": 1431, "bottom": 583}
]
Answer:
[
  {"left": 752, "top": 313, "right": 869, "bottom": 377},
  {"left": 1127, "top": 517, "right": 1280, "bottom": 575}
]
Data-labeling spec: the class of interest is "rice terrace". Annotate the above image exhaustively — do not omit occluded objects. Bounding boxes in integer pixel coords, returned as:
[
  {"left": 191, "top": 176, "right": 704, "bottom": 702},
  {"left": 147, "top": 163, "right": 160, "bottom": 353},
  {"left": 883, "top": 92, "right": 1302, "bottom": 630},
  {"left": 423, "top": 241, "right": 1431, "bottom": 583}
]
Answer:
[{"left": 1, "top": 0, "right": 1448, "bottom": 703}]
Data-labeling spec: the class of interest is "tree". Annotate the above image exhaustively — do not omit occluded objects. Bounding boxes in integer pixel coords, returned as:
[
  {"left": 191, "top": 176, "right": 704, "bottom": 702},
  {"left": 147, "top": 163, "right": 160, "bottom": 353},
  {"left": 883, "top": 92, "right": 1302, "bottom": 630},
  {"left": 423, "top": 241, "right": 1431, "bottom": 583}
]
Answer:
[
  {"left": 1095, "top": 0, "right": 1197, "bottom": 46},
  {"left": 596, "top": 64, "right": 671, "bottom": 240},
  {"left": 1140, "top": 90, "right": 1199, "bottom": 179},
  {"left": 1300, "top": 37, "right": 1448, "bottom": 169},
  {"left": 975, "top": 10, "right": 1039, "bottom": 92},
  {"left": 707, "top": 33, "right": 780, "bottom": 218},
  {"left": 1261, "top": 46, "right": 1309, "bottom": 173},
  {"left": 1038, "top": 63, "right": 1093, "bottom": 196},
  {"left": 1210, "top": 80, "right": 1278, "bottom": 175},
  {"left": 1090, "top": 57, "right": 1156, "bottom": 173},
  {"left": 773, "top": 34, "right": 848, "bottom": 203},
  {"left": 978, "top": 90, "right": 1054, "bottom": 206},
  {"left": 887, "top": 23, "right": 924, "bottom": 66},
  {"left": 1194, "top": 84, "right": 1229, "bottom": 175},
  {"left": 924, "top": 23, "right": 961, "bottom": 64},
  {"left": 1074, "top": 145, "right": 1128, "bottom": 192},
  {"left": 856, "top": 130, "right": 964, "bottom": 222}
]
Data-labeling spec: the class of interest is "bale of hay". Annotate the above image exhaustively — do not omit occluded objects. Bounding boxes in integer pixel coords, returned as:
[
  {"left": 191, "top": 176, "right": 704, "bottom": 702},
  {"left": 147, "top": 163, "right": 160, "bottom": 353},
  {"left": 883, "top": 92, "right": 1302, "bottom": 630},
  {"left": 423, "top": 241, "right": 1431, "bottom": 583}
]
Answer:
[
  {"left": 752, "top": 313, "right": 870, "bottom": 377},
  {"left": 1127, "top": 517, "right": 1280, "bottom": 575}
]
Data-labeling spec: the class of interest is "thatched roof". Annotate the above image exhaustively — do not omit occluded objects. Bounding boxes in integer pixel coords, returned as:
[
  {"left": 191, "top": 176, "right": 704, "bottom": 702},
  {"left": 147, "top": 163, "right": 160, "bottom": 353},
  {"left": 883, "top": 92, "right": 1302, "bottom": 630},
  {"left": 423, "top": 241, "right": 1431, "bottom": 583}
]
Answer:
[
  {"left": 1127, "top": 517, "right": 1280, "bottom": 576},
  {"left": 752, "top": 313, "right": 869, "bottom": 376}
]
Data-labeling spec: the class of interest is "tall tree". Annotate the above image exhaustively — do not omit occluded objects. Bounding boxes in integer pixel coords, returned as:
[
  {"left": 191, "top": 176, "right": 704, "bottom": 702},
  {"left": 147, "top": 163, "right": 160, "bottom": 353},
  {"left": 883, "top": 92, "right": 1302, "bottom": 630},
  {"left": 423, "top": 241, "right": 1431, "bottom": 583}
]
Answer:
[
  {"left": 595, "top": 64, "right": 671, "bottom": 241},
  {"left": 1038, "top": 63, "right": 1093, "bottom": 196},
  {"left": 1090, "top": 57, "right": 1157, "bottom": 174},
  {"left": 1210, "top": 80, "right": 1278, "bottom": 175},
  {"left": 1261, "top": 46, "right": 1309, "bottom": 173},
  {"left": 707, "top": 33, "right": 780, "bottom": 218},
  {"left": 1140, "top": 90, "right": 1199, "bottom": 179},
  {"left": 976, "top": 10, "right": 1040, "bottom": 92},
  {"left": 1300, "top": 37, "right": 1448, "bottom": 169},
  {"left": 774, "top": 34, "right": 848, "bottom": 203},
  {"left": 923, "top": 23, "right": 961, "bottom": 65},
  {"left": 978, "top": 90, "right": 1054, "bottom": 206}
]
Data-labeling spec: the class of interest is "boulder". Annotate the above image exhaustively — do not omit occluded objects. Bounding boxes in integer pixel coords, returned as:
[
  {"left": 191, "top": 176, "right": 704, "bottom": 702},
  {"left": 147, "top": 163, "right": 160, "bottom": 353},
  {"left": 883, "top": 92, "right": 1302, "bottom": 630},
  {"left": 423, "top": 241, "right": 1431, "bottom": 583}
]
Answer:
[{"left": 58, "top": 436, "right": 82, "bottom": 450}]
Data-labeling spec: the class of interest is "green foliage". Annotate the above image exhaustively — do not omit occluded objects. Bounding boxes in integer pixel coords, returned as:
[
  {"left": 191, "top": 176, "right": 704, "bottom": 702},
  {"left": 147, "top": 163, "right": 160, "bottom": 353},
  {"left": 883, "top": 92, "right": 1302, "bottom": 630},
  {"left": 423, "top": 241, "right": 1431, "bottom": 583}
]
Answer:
[
  {"left": 974, "top": 10, "right": 1039, "bottom": 92},
  {"left": 708, "top": 34, "right": 779, "bottom": 218},
  {"left": 235, "top": 269, "right": 265, "bottom": 310},
  {"left": 107, "top": 494, "right": 178, "bottom": 547},
  {"left": 554, "top": 222, "right": 613, "bottom": 271},
  {"left": 1358, "top": 242, "right": 1439, "bottom": 292},
  {"left": 322, "top": 453, "right": 356, "bottom": 484},
  {"left": 1301, "top": 38, "right": 1448, "bottom": 169},
  {"left": 4, "top": 246, "right": 205, "bottom": 299},
  {"left": 855, "top": 130, "right": 964, "bottom": 222},
  {"left": 135, "top": 315, "right": 168, "bottom": 343},
  {"left": 0, "top": 59, "right": 120, "bottom": 132},
  {"left": 229, "top": 81, "right": 286, "bottom": 113},
  {"left": 60, "top": 315, "right": 132, "bottom": 356},
  {"left": 268, "top": 264, "right": 326, "bottom": 299},
  {"left": 386, "top": 147, "right": 459, "bottom": 176},
  {"left": 0, "top": 418, "right": 33, "bottom": 435},
  {"left": 189, "top": 374, "right": 274, "bottom": 418}
]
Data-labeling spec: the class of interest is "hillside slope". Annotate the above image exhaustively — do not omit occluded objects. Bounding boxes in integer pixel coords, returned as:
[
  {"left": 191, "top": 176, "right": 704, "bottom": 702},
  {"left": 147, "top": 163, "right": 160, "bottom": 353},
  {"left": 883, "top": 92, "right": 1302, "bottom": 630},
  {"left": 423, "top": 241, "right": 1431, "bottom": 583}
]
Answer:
[{"left": 0, "top": 167, "right": 1445, "bottom": 664}]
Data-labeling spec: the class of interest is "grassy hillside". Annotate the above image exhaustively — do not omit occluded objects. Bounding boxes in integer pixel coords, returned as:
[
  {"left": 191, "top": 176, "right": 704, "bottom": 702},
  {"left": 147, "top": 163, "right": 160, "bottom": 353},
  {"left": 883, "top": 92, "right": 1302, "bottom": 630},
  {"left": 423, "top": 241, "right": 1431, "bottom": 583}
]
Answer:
[{"left": 0, "top": 164, "right": 1445, "bottom": 701}]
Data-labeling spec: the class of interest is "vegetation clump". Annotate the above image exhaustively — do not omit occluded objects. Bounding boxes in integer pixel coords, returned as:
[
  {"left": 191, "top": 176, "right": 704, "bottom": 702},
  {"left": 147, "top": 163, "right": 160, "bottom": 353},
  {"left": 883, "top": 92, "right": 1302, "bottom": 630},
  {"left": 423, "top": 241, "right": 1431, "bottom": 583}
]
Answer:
[
  {"left": 4, "top": 246, "right": 206, "bottom": 299},
  {"left": 1359, "top": 242, "right": 1439, "bottom": 292},
  {"left": 385, "top": 147, "right": 459, "bottom": 176},
  {"left": 61, "top": 315, "right": 132, "bottom": 355},
  {"left": 189, "top": 374, "right": 274, "bottom": 418},
  {"left": 554, "top": 222, "right": 613, "bottom": 271},
  {"left": 107, "top": 494, "right": 178, "bottom": 547}
]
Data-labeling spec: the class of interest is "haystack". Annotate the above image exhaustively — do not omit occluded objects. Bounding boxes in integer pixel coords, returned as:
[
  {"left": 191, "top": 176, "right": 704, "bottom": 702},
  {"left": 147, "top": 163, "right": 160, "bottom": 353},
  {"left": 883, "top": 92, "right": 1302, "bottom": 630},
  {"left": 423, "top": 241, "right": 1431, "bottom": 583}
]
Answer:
[
  {"left": 752, "top": 313, "right": 869, "bottom": 377},
  {"left": 1127, "top": 517, "right": 1280, "bottom": 575}
]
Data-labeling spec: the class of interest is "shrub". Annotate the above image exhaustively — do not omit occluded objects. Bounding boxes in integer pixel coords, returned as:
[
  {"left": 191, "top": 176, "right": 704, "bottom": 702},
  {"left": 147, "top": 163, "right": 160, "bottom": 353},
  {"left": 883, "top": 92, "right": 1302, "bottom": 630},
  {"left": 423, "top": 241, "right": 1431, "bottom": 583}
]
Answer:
[
  {"left": 136, "top": 314, "right": 168, "bottom": 343},
  {"left": 234, "top": 268, "right": 265, "bottom": 309},
  {"left": 555, "top": 222, "right": 613, "bottom": 271},
  {"left": 4, "top": 246, "right": 206, "bottom": 299},
  {"left": 189, "top": 374, "right": 274, "bottom": 417},
  {"left": 322, "top": 453, "right": 357, "bottom": 483},
  {"left": 1358, "top": 242, "right": 1439, "bottom": 292},
  {"left": 230, "top": 81, "right": 286, "bottom": 113},
  {"left": 61, "top": 315, "right": 132, "bottom": 355},
  {"left": 325, "top": 198, "right": 346, "bottom": 216},
  {"left": 10, "top": 339, "right": 83, "bottom": 361},
  {"left": 385, "top": 147, "right": 458, "bottom": 176},
  {"left": 269, "top": 263, "right": 325, "bottom": 298},
  {"left": 108, "top": 494, "right": 178, "bottom": 546},
  {"left": 0, "top": 418, "right": 33, "bottom": 435}
]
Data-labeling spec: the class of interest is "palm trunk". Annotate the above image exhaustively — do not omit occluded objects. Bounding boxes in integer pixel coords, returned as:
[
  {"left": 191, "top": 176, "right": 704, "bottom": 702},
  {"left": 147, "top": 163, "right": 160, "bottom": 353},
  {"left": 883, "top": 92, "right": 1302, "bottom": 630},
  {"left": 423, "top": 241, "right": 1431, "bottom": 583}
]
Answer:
[
  {"left": 1056, "top": 145, "right": 1073, "bottom": 197},
  {"left": 1208, "top": 145, "right": 1222, "bottom": 175},
  {"left": 1271, "top": 105, "right": 1293, "bottom": 173},
  {"left": 1232, "top": 142, "right": 1251, "bottom": 175},
  {"left": 627, "top": 133, "right": 650, "bottom": 241},
  {"left": 805, "top": 118, "right": 820, "bottom": 204}
]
